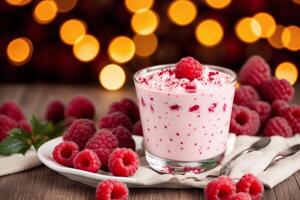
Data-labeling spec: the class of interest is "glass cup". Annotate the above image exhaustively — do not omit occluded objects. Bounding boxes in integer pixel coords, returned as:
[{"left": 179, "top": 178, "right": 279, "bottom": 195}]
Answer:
[{"left": 133, "top": 64, "right": 237, "bottom": 174}]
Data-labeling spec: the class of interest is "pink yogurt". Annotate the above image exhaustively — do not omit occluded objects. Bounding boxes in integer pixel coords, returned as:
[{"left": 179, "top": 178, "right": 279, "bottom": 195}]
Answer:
[{"left": 134, "top": 64, "right": 236, "bottom": 162}]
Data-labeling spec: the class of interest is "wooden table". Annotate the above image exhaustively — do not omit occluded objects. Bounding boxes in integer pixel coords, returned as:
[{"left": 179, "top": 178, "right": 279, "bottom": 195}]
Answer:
[{"left": 0, "top": 84, "right": 300, "bottom": 200}]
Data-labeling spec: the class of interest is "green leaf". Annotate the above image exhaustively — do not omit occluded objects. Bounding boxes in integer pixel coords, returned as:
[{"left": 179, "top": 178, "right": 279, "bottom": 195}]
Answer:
[
  {"left": 48, "top": 121, "right": 65, "bottom": 139},
  {"left": 33, "top": 137, "right": 48, "bottom": 151},
  {"left": 9, "top": 128, "right": 31, "bottom": 141},
  {"left": 30, "top": 115, "right": 51, "bottom": 136},
  {"left": 0, "top": 137, "right": 31, "bottom": 156}
]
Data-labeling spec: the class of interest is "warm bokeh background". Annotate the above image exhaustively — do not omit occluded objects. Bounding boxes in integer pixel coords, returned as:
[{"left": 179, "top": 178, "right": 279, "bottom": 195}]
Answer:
[{"left": 0, "top": 0, "right": 299, "bottom": 90}]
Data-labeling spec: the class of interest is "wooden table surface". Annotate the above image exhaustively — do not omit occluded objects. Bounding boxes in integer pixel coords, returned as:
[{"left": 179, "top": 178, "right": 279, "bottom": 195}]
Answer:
[{"left": 0, "top": 84, "right": 300, "bottom": 200}]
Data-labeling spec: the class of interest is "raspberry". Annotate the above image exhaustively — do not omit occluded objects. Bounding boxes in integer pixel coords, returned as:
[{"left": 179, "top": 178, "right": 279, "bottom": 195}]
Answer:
[
  {"left": 260, "top": 78, "right": 294, "bottom": 102},
  {"left": 204, "top": 176, "right": 236, "bottom": 200},
  {"left": 271, "top": 100, "right": 289, "bottom": 116},
  {"left": 133, "top": 120, "right": 143, "bottom": 136},
  {"left": 236, "top": 173, "right": 264, "bottom": 200},
  {"left": 73, "top": 149, "right": 101, "bottom": 173},
  {"left": 229, "top": 192, "right": 251, "bottom": 200},
  {"left": 109, "top": 98, "right": 140, "bottom": 123},
  {"left": 65, "top": 96, "right": 95, "bottom": 119},
  {"left": 96, "top": 180, "right": 129, "bottom": 200},
  {"left": 111, "top": 126, "right": 136, "bottom": 151},
  {"left": 239, "top": 55, "right": 271, "bottom": 88},
  {"left": 280, "top": 105, "right": 300, "bottom": 133},
  {"left": 99, "top": 112, "right": 133, "bottom": 131},
  {"left": 63, "top": 119, "right": 96, "bottom": 150},
  {"left": 234, "top": 85, "right": 260, "bottom": 106},
  {"left": 85, "top": 129, "right": 119, "bottom": 169},
  {"left": 46, "top": 100, "right": 65, "bottom": 123},
  {"left": 263, "top": 117, "right": 293, "bottom": 137},
  {"left": 175, "top": 57, "right": 204, "bottom": 80},
  {"left": 0, "top": 115, "right": 17, "bottom": 142},
  {"left": 108, "top": 148, "right": 139, "bottom": 177},
  {"left": 0, "top": 101, "right": 25, "bottom": 122},
  {"left": 230, "top": 105, "right": 260, "bottom": 136},
  {"left": 17, "top": 120, "right": 32, "bottom": 133},
  {"left": 247, "top": 101, "right": 271, "bottom": 123},
  {"left": 52, "top": 141, "right": 79, "bottom": 167}
]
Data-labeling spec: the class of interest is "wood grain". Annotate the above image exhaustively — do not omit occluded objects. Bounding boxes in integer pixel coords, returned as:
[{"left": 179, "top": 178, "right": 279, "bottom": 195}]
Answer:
[{"left": 0, "top": 84, "right": 300, "bottom": 200}]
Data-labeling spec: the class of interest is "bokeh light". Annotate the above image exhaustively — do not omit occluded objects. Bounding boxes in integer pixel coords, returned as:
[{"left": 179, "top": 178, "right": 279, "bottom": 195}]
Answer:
[
  {"left": 195, "top": 19, "right": 224, "bottom": 47},
  {"left": 6, "top": 0, "right": 31, "bottom": 6},
  {"left": 99, "top": 64, "right": 126, "bottom": 91},
  {"left": 53, "top": 0, "right": 77, "bottom": 13},
  {"left": 205, "top": 0, "right": 231, "bottom": 9},
  {"left": 108, "top": 36, "right": 135, "bottom": 63},
  {"left": 168, "top": 0, "right": 197, "bottom": 26},
  {"left": 275, "top": 62, "right": 298, "bottom": 85},
  {"left": 292, "top": 0, "right": 300, "bottom": 4},
  {"left": 281, "top": 26, "right": 300, "bottom": 51},
  {"left": 125, "top": 0, "right": 153, "bottom": 13},
  {"left": 253, "top": 12, "right": 276, "bottom": 38},
  {"left": 7, "top": 37, "right": 33, "bottom": 66},
  {"left": 235, "top": 17, "right": 261, "bottom": 43},
  {"left": 73, "top": 34, "right": 100, "bottom": 62},
  {"left": 33, "top": 0, "right": 58, "bottom": 24},
  {"left": 133, "top": 34, "right": 158, "bottom": 57},
  {"left": 131, "top": 10, "right": 159, "bottom": 35},
  {"left": 60, "top": 19, "right": 87, "bottom": 45},
  {"left": 267, "top": 25, "right": 285, "bottom": 49}
]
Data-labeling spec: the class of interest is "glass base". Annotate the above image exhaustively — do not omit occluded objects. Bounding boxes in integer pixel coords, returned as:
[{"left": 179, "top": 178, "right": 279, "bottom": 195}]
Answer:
[{"left": 145, "top": 151, "right": 224, "bottom": 174}]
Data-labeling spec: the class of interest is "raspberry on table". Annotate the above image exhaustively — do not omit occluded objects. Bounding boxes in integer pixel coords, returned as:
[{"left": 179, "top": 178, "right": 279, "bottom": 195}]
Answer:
[
  {"left": 108, "top": 148, "right": 139, "bottom": 177},
  {"left": 133, "top": 120, "right": 143, "bottom": 136},
  {"left": 17, "top": 120, "right": 32, "bottom": 133},
  {"left": 96, "top": 179, "right": 129, "bottom": 200},
  {"left": 204, "top": 176, "right": 236, "bottom": 200},
  {"left": 109, "top": 98, "right": 140, "bottom": 123},
  {"left": 0, "top": 115, "right": 17, "bottom": 142},
  {"left": 63, "top": 119, "right": 96, "bottom": 150},
  {"left": 46, "top": 100, "right": 65, "bottom": 123},
  {"left": 260, "top": 78, "right": 294, "bottom": 102},
  {"left": 0, "top": 101, "right": 25, "bottom": 122},
  {"left": 73, "top": 149, "right": 101, "bottom": 173},
  {"left": 271, "top": 100, "right": 289, "bottom": 116},
  {"left": 263, "top": 117, "right": 293, "bottom": 137},
  {"left": 85, "top": 129, "right": 119, "bottom": 169},
  {"left": 65, "top": 96, "right": 95, "bottom": 119},
  {"left": 236, "top": 173, "right": 264, "bottom": 200},
  {"left": 111, "top": 126, "right": 136, "bottom": 151},
  {"left": 247, "top": 101, "right": 271, "bottom": 124},
  {"left": 175, "top": 57, "right": 204, "bottom": 81},
  {"left": 99, "top": 112, "right": 133, "bottom": 131},
  {"left": 234, "top": 85, "right": 260, "bottom": 106},
  {"left": 239, "top": 55, "right": 271, "bottom": 88},
  {"left": 230, "top": 105, "right": 261, "bottom": 136},
  {"left": 280, "top": 105, "right": 300, "bottom": 133},
  {"left": 52, "top": 141, "right": 79, "bottom": 167},
  {"left": 229, "top": 192, "right": 251, "bottom": 200}
]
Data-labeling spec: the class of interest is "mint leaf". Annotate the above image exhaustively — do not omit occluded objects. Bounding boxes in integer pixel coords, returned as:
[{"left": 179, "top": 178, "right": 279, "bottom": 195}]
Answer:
[
  {"left": 30, "top": 115, "right": 51, "bottom": 136},
  {"left": 33, "top": 137, "right": 48, "bottom": 151},
  {"left": 48, "top": 121, "right": 65, "bottom": 139},
  {"left": 0, "top": 137, "right": 31, "bottom": 156},
  {"left": 9, "top": 128, "right": 31, "bottom": 141}
]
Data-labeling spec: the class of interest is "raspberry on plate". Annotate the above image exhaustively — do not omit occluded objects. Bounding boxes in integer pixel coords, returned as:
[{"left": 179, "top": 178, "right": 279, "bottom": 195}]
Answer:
[
  {"left": 99, "top": 112, "right": 133, "bottom": 131},
  {"left": 0, "top": 101, "right": 25, "bottom": 122},
  {"left": 133, "top": 120, "right": 143, "bottom": 136},
  {"left": 46, "top": 100, "right": 65, "bottom": 123},
  {"left": 260, "top": 78, "right": 294, "bottom": 102},
  {"left": 108, "top": 148, "right": 139, "bottom": 177},
  {"left": 109, "top": 98, "right": 140, "bottom": 123},
  {"left": 85, "top": 129, "right": 119, "bottom": 169},
  {"left": 236, "top": 173, "right": 264, "bottom": 200},
  {"left": 229, "top": 192, "right": 251, "bottom": 200},
  {"left": 111, "top": 126, "right": 136, "bottom": 151},
  {"left": 247, "top": 101, "right": 271, "bottom": 124},
  {"left": 17, "top": 120, "right": 32, "bottom": 133},
  {"left": 63, "top": 119, "right": 96, "bottom": 150},
  {"left": 65, "top": 96, "right": 95, "bottom": 119},
  {"left": 204, "top": 176, "right": 236, "bottom": 200},
  {"left": 263, "top": 117, "right": 293, "bottom": 137},
  {"left": 175, "top": 57, "right": 204, "bottom": 81},
  {"left": 280, "top": 105, "right": 300, "bottom": 133},
  {"left": 96, "top": 179, "right": 129, "bottom": 200},
  {"left": 239, "top": 55, "right": 271, "bottom": 88},
  {"left": 271, "top": 100, "right": 289, "bottom": 116},
  {"left": 230, "top": 105, "right": 261, "bottom": 136},
  {"left": 234, "top": 85, "right": 260, "bottom": 106},
  {"left": 73, "top": 149, "right": 101, "bottom": 173},
  {"left": 52, "top": 141, "right": 79, "bottom": 167},
  {"left": 0, "top": 115, "right": 17, "bottom": 142}
]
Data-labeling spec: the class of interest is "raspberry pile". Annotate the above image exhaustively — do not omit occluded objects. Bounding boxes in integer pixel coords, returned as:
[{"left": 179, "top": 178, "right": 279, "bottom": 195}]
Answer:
[
  {"left": 231, "top": 55, "right": 299, "bottom": 137},
  {"left": 204, "top": 174, "right": 264, "bottom": 200}
]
